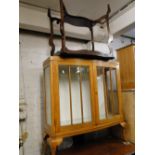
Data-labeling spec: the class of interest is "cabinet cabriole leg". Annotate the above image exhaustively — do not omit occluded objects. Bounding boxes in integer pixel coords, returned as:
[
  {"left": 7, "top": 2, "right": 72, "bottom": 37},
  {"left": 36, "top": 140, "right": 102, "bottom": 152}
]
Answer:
[
  {"left": 120, "top": 121, "right": 127, "bottom": 141},
  {"left": 47, "top": 137, "right": 63, "bottom": 155}
]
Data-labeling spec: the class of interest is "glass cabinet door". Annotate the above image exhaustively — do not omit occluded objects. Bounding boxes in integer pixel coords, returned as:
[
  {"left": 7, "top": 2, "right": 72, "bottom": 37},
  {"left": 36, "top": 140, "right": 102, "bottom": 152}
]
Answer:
[
  {"left": 58, "top": 65, "right": 92, "bottom": 126},
  {"left": 96, "top": 67, "right": 107, "bottom": 120},
  {"left": 59, "top": 65, "right": 71, "bottom": 126},
  {"left": 96, "top": 66, "right": 119, "bottom": 121},
  {"left": 106, "top": 68, "right": 119, "bottom": 117}
]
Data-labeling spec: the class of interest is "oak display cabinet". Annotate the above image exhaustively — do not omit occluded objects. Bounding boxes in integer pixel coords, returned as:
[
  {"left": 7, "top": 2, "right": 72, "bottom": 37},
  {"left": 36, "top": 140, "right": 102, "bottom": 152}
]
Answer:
[{"left": 43, "top": 56, "right": 125, "bottom": 155}]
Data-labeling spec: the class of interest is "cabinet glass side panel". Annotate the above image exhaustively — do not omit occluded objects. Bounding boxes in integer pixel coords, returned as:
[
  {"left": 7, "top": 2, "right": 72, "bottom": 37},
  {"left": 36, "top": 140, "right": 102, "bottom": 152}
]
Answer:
[
  {"left": 45, "top": 67, "right": 52, "bottom": 126},
  {"left": 59, "top": 65, "right": 71, "bottom": 126},
  {"left": 81, "top": 66, "right": 92, "bottom": 123},
  {"left": 97, "top": 67, "right": 106, "bottom": 120}
]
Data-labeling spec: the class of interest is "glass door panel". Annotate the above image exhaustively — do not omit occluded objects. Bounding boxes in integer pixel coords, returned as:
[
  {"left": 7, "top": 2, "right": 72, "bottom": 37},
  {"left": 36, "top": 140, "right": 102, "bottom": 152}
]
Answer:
[
  {"left": 105, "top": 68, "right": 119, "bottom": 118},
  {"left": 59, "top": 65, "right": 71, "bottom": 126},
  {"left": 96, "top": 67, "right": 107, "bottom": 120},
  {"left": 58, "top": 64, "right": 92, "bottom": 127},
  {"left": 70, "top": 66, "right": 82, "bottom": 124},
  {"left": 111, "top": 69, "right": 119, "bottom": 114},
  {"left": 81, "top": 66, "right": 92, "bottom": 123},
  {"left": 105, "top": 68, "right": 112, "bottom": 118}
]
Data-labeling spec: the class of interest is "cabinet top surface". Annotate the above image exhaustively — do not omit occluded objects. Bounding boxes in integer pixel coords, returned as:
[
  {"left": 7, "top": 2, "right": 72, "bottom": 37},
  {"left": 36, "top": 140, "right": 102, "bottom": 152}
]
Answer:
[{"left": 43, "top": 56, "right": 119, "bottom": 67}]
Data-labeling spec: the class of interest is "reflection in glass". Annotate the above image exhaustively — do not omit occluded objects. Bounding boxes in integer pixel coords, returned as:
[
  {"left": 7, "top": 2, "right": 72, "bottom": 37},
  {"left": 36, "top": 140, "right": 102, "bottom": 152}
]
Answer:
[{"left": 45, "top": 67, "right": 52, "bottom": 125}]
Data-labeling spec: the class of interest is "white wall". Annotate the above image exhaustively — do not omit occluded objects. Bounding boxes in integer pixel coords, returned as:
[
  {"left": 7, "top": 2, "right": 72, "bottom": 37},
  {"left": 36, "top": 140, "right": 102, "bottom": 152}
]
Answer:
[
  {"left": 110, "top": 37, "right": 133, "bottom": 58},
  {"left": 19, "top": 32, "right": 50, "bottom": 155},
  {"left": 111, "top": 37, "right": 132, "bottom": 50},
  {"left": 19, "top": 32, "right": 85, "bottom": 155}
]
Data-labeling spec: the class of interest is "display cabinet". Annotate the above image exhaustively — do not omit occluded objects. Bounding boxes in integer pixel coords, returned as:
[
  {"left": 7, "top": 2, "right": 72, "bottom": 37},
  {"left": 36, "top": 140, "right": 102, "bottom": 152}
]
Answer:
[{"left": 43, "top": 56, "right": 125, "bottom": 155}]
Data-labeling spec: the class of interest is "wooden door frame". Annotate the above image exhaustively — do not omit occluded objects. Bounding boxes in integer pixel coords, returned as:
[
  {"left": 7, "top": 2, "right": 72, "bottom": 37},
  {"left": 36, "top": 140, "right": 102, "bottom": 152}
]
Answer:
[{"left": 53, "top": 59, "right": 96, "bottom": 134}]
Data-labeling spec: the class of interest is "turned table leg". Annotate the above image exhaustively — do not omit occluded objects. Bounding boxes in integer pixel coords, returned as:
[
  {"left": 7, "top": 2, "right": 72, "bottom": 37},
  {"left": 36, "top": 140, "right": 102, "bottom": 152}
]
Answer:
[
  {"left": 47, "top": 137, "right": 63, "bottom": 155},
  {"left": 51, "top": 146, "right": 56, "bottom": 155},
  {"left": 120, "top": 121, "right": 127, "bottom": 141}
]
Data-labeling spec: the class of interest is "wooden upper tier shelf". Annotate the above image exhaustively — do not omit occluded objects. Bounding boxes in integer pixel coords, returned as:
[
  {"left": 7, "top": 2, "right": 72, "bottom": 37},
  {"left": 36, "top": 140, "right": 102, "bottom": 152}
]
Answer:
[{"left": 48, "top": 0, "right": 114, "bottom": 60}]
